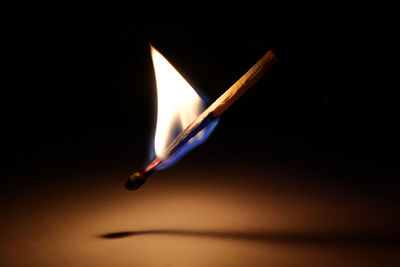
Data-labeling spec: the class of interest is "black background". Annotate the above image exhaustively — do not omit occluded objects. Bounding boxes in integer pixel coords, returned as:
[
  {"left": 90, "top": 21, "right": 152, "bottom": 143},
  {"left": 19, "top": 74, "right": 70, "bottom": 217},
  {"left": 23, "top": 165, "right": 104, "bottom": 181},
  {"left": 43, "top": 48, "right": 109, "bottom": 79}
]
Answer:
[
  {"left": 1, "top": 10, "right": 399, "bottom": 266},
  {"left": 1, "top": 11, "right": 398, "bottom": 185}
]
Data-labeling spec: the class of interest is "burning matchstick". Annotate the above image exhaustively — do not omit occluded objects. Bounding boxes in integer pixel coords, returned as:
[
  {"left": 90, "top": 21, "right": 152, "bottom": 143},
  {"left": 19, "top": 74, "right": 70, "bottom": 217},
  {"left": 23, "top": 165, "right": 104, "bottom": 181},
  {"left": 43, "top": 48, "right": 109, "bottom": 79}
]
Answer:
[{"left": 126, "top": 49, "right": 278, "bottom": 190}]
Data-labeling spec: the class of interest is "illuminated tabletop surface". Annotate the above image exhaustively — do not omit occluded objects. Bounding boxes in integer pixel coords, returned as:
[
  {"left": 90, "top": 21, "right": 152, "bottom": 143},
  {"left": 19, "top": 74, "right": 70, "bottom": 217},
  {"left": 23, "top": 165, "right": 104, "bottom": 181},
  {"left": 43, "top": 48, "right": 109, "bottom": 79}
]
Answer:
[{"left": 1, "top": 143, "right": 399, "bottom": 267}]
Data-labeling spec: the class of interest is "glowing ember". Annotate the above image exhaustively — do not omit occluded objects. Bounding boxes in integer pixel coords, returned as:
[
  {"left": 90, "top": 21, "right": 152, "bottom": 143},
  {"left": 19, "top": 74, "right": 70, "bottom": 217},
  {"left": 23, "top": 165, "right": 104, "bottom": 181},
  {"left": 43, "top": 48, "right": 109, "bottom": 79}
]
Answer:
[{"left": 150, "top": 45, "right": 218, "bottom": 169}]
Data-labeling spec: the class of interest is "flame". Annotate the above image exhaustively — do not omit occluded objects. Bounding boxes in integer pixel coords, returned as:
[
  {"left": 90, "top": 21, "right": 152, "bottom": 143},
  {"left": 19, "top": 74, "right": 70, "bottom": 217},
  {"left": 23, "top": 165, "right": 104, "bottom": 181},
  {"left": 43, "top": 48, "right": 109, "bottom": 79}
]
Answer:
[{"left": 150, "top": 45, "right": 217, "bottom": 168}]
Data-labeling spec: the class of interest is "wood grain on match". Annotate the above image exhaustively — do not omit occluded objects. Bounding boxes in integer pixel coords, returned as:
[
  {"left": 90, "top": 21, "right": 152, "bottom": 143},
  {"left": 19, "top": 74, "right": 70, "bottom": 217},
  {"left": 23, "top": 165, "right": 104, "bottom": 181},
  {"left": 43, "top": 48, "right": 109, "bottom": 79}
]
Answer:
[
  {"left": 210, "top": 50, "right": 278, "bottom": 117},
  {"left": 163, "top": 50, "right": 279, "bottom": 159}
]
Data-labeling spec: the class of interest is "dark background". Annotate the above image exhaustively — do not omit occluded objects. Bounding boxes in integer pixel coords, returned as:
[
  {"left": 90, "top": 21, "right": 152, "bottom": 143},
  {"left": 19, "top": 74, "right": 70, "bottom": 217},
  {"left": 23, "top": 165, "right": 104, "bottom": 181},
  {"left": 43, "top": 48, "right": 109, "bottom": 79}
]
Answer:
[
  {"left": 1, "top": 12, "right": 398, "bottom": 185},
  {"left": 1, "top": 11, "right": 399, "bottom": 266}
]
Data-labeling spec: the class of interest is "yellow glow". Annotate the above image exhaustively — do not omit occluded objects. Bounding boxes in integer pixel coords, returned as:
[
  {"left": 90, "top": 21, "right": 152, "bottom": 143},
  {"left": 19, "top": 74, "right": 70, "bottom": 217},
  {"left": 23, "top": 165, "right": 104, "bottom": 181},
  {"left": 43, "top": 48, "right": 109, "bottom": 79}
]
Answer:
[{"left": 151, "top": 45, "right": 204, "bottom": 160}]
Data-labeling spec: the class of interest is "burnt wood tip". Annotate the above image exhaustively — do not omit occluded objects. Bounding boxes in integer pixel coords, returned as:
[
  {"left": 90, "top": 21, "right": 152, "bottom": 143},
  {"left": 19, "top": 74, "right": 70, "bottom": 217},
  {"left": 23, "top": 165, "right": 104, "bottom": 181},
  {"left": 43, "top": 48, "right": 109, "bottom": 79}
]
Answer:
[
  {"left": 125, "top": 172, "right": 147, "bottom": 190},
  {"left": 125, "top": 170, "right": 154, "bottom": 190}
]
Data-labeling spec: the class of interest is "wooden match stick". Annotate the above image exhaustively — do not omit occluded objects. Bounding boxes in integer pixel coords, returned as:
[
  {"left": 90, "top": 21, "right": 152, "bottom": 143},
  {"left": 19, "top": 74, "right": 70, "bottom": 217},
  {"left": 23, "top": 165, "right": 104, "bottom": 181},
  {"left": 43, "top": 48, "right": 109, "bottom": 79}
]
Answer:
[{"left": 126, "top": 50, "right": 278, "bottom": 190}]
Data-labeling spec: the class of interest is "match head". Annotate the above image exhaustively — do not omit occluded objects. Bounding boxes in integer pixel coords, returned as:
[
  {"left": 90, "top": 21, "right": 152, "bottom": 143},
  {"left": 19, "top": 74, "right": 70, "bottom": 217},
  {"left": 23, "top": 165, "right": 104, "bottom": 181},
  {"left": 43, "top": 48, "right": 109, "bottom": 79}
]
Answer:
[{"left": 125, "top": 172, "right": 147, "bottom": 190}]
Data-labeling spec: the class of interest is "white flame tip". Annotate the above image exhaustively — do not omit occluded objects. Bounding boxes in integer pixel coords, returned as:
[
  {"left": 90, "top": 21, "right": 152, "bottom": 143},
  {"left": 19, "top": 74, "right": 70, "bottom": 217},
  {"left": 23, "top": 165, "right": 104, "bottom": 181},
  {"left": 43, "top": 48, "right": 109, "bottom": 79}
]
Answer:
[{"left": 151, "top": 46, "right": 205, "bottom": 159}]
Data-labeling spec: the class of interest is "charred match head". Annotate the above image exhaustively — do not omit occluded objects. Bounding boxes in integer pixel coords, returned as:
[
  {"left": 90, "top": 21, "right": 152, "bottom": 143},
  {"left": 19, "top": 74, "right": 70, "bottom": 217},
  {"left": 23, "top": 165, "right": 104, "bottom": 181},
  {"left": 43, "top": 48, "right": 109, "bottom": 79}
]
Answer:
[
  {"left": 125, "top": 170, "right": 155, "bottom": 190},
  {"left": 125, "top": 172, "right": 148, "bottom": 190}
]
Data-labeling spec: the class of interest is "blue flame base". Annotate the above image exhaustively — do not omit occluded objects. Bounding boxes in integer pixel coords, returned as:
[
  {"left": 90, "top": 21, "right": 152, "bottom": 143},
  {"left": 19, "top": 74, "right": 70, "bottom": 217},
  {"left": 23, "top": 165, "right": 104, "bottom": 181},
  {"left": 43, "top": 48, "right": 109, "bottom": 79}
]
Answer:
[{"left": 154, "top": 116, "right": 219, "bottom": 170}]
